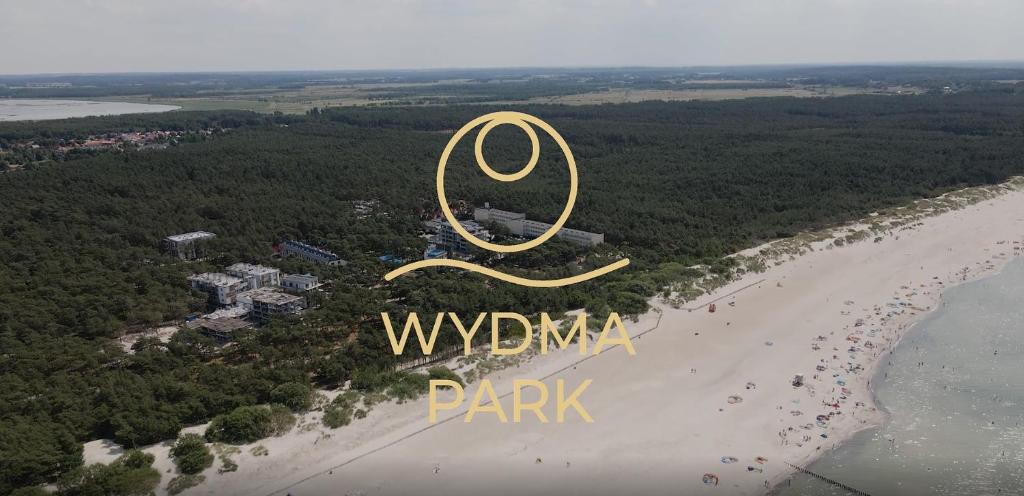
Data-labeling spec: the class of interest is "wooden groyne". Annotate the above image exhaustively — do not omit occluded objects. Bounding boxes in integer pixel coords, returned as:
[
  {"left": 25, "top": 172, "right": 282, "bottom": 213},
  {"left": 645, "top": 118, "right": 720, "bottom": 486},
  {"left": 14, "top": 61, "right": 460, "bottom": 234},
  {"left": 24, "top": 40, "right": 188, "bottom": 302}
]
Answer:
[{"left": 785, "top": 462, "right": 872, "bottom": 496}]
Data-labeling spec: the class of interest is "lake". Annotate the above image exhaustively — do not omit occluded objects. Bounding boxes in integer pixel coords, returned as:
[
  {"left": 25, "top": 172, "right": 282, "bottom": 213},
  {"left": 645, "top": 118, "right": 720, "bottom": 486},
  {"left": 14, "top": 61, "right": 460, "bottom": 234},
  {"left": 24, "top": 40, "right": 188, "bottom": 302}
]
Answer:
[{"left": 0, "top": 99, "right": 180, "bottom": 121}]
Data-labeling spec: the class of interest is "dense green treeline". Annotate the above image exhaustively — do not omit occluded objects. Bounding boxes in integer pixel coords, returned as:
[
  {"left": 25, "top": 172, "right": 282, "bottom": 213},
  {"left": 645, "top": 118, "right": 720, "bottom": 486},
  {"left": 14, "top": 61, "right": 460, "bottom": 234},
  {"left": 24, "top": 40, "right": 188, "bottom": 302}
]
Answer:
[
  {"left": 322, "top": 90, "right": 1024, "bottom": 257},
  {"left": 2, "top": 91, "right": 1024, "bottom": 492}
]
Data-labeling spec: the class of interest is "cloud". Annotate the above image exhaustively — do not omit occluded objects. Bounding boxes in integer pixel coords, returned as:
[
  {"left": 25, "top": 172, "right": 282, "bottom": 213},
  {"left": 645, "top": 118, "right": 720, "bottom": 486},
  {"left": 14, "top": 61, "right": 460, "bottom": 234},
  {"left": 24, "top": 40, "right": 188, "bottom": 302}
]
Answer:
[{"left": 1, "top": 0, "right": 1022, "bottom": 74}]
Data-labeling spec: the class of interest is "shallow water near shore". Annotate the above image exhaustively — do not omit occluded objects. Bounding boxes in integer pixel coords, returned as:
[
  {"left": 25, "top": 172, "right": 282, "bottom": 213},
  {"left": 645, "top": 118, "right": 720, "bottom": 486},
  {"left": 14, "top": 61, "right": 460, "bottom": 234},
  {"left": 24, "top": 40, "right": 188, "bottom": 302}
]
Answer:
[{"left": 779, "top": 257, "right": 1024, "bottom": 496}]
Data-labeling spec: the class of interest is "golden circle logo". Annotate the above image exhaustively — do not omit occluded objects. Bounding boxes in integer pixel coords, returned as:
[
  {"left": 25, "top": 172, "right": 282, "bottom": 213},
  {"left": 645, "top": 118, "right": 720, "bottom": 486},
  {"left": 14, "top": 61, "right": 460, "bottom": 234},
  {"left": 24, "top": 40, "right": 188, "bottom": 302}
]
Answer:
[{"left": 384, "top": 111, "right": 629, "bottom": 287}]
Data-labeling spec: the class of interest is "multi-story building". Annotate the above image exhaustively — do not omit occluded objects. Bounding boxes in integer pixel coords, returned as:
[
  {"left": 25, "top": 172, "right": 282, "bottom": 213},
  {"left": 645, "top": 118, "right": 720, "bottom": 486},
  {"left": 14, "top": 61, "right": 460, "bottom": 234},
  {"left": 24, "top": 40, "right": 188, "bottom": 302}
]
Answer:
[
  {"left": 282, "top": 273, "right": 321, "bottom": 292},
  {"left": 188, "top": 272, "right": 245, "bottom": 305},
  {"left": 433, "top": 219, "right": 490, "bottom": 255},
  {"left": 521, "top": 220, "right": 605, "bottom": 246},
  {"left": 474, "top": 205, "right": 604, "bottom": 247},
  {"left": 198, "top": 317, "right": 252, "bottom": 342},
  {"left": 163, "top": 231, "right": 216, "bottom": 260},
  {"left": 249, "top": 291, "right": 305, "bottom": 323},
  {"left": 236, "top": 287, "right": 273, "bottom": 309},
  {"left": 279, "top": 240, "right": 345, "bottom": 266},
  {"left": 225, "top": 263, "right": 281, "bottom": 290},
  {"left": 473, "top": 205, "right": 526, "bottom": 229},
  {"left": 199, "top": 305, "right": 250, "bottom": 321}
]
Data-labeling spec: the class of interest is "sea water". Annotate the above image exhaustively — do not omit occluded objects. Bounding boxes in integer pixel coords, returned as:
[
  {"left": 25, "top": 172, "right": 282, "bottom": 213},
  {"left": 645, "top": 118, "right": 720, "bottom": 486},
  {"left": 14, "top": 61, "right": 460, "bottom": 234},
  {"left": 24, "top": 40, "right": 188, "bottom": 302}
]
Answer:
[{"left": 779, "top": 257, "right": 1024, "bottom": 496}]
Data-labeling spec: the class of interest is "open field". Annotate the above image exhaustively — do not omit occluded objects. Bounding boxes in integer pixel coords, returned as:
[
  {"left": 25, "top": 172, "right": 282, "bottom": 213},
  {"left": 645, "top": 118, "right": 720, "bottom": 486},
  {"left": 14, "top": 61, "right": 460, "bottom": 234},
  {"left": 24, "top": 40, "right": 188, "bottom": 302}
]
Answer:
[
  {"left": 524, "top": 85, "right": 920, "bottom": 105},
  {"left": 91, "top": 82, "right": 917, "bottom": 113},
  {"left": 93, "top": 88, "right": 377, "bottom": 113},
  {"left": 90, "top": 79, "right": 481, "bottom": 112}
]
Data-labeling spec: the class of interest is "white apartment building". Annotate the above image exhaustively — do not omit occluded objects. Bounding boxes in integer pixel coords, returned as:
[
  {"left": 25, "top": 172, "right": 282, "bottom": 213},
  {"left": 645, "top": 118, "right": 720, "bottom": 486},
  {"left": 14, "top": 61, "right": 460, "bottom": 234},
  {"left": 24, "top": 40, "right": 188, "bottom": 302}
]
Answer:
[
  {"left": 188, "top": 272, "right": 245, "bottom": 305},
  {"left": 163, "top": 231, "right": 216, "bottom": 260},
  {"left": 434, "top": 219, "right": 489, "bottom": 254},
  {"left": 474, "top": 205, "right": 604, "bottom": 247},
  {"left": 282, "top": 273, "right": 321, "bottom": 292},
  {"left": 225, "top": 263, "right": 281, "bottom": 290},
  {"left": 241, "top": 289, "right": 304, "bottom": 323}
]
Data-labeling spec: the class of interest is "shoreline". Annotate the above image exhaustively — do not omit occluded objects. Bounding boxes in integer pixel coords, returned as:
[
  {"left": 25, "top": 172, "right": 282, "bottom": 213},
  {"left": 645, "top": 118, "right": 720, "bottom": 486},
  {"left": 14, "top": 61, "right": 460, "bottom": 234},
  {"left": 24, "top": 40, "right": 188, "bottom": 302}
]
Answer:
[
  {"left": 82, "top": 179, "right": 1024, "bottom": 496},
  {"left": 767, "top": 256, "right": 1024, "bottom": 495}
]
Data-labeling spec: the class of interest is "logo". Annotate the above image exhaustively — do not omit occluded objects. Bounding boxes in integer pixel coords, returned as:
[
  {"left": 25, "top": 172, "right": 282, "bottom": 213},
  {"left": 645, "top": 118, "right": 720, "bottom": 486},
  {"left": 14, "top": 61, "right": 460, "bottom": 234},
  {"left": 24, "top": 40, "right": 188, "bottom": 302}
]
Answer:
[{"left": 384, "top": 111, "right": 629, "bottom": 287}]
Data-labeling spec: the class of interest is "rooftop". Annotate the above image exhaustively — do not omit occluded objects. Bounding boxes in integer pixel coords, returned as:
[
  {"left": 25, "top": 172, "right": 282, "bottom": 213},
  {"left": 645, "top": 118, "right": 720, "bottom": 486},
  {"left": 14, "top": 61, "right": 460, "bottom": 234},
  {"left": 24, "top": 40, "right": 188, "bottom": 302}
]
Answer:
[
  {"left": 188, "top": 272, "right": 243, "bottom": 287},
  {"left": 238, "top": 287, "right": 280, "bottom": 300},
  {"left": 226, "top": 262, "right": 279, "bottom": 276},
  {"left": 283, "top": 273, "right": 319, "bottom": 283},
  {"left": 202, "top": 305, "right": 250, "bottom": 320},
  {"left": 475, "top": 206, "right": 526, "bottom": 220},
  {"left": 165, "top": 231, "right": 216, "bottom": 243},
  {"left": 199, "top": 317, "right": 252, "bottom": 334},
  {"left": 437, "top": 218, "right": 487, "bottom": 233},
  {"left": 283, "top": 239, "right": 338, "bottom": 254},
  {"left": 251, "top": 291, "right": 304, "bottom": 305}
]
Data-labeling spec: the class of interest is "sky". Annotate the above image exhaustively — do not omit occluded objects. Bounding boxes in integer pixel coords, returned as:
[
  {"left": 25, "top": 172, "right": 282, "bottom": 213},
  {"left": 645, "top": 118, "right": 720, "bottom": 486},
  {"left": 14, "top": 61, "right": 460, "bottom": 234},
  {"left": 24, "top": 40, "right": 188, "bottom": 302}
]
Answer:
[{"left": 2, "top": 0, "right": 1023, "bottom": 74}]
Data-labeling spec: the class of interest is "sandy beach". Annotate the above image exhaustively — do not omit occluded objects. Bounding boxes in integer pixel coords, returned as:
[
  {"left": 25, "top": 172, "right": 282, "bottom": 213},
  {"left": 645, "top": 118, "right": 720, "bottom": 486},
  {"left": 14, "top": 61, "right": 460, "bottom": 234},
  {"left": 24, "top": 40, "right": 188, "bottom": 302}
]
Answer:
[{"left": 84, "top": 180, "right": 1024, "bottom": 496}]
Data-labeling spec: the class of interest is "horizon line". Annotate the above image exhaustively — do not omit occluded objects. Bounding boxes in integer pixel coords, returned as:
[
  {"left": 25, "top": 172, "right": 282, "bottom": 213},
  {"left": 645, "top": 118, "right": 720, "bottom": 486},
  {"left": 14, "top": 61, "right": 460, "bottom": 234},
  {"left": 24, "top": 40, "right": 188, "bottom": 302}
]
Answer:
[{"left": 3, "top": 58, "right": 1024, "bottom": 78}]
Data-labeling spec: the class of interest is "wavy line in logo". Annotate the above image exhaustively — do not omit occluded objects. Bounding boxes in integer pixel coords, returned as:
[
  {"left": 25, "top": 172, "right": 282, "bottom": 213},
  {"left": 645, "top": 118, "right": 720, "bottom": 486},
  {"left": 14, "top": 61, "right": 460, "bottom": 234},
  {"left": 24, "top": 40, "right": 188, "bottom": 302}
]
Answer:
[{"left": 384, "top": 111, "right": 629, "bottom": 288}]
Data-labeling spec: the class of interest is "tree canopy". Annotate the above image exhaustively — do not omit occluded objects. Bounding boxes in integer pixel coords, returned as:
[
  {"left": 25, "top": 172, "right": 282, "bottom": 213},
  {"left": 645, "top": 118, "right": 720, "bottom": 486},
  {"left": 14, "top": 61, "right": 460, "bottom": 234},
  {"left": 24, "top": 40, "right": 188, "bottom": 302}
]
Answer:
[{"left": 3, "top": 90, "right": 1024, "bottom": 492}]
